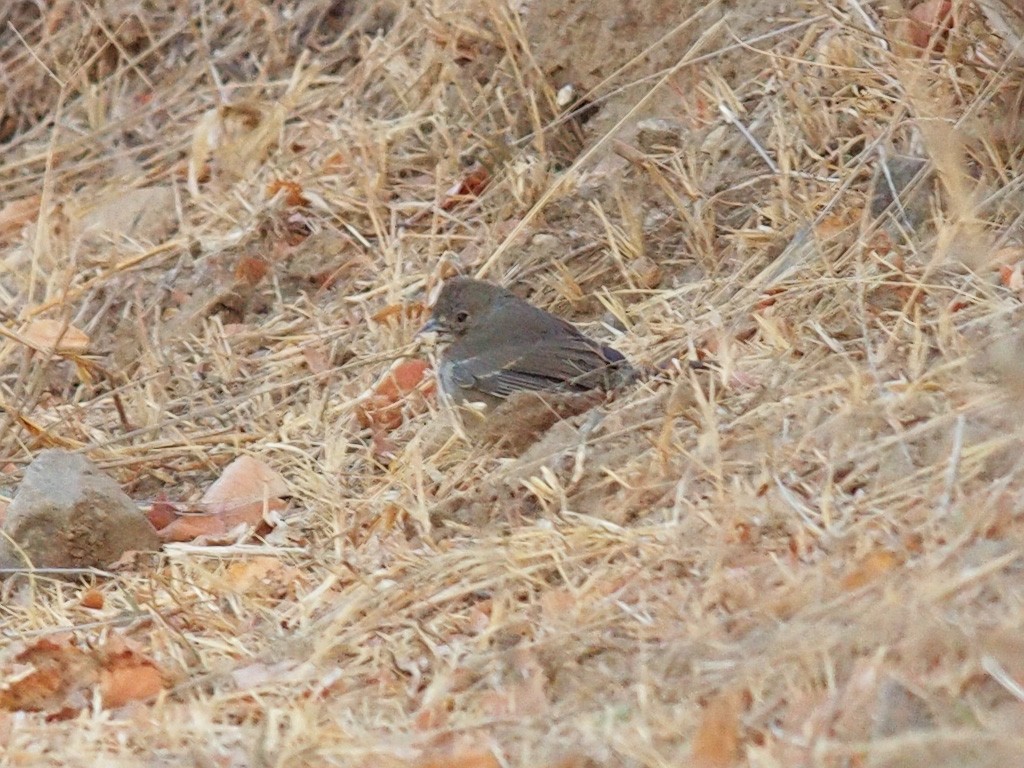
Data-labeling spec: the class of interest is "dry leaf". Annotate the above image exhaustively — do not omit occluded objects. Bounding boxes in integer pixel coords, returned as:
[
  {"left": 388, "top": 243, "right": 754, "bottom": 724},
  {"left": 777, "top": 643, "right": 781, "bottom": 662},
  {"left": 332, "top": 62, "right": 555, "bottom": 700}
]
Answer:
[
  {"left": 814, "top": 210, "right": 857, "bottom": 241},
  {"left": 690, "top": 689, "right": 745, "bottom": 768},
  {"left": 907, "top": 0, "right": 954, "bottom": 49},
  {"left": 158, "top": 513, "right": 244, "bottom": 543},
  {"left": 10, "top": 412, "right": 84, "bottom": 449},
  {"left": 97, "top": 635, "right": 165, "bottom": 708},
  {"left": 159, "top": 456, "right": 288, "bottom": 543},
  {"left": 201, "top": 455, "right": 289, "bottom": 515},
  {"left": 415, "top": 748, "right": 501, "bottom": 768},
  {"left": 267, "top": 179, "right": 308, "bottom": 206},
  {"left": 999, "top": 263, "right": 1021, "bottom": 289},
  {"left": 0, "top": 194, "right": 41, "bottom": 243},
  {"left": 301, "top": 344, "right": 332, "bottom": 374},
  {"left": 539, "top": 587, "right": 577, "bottom": 624},
  {"left": 628, "top": 256, "right": 663, "bottom": 289},
  {"left": 230, "top": 660, "right": 301, "bottom": 690},
  {"left": 0, "top": 636, "right": 94, "bottom": 712},
  {"left": 190, "top": 99, "right": 286, "bottom": 193},
  {"left": 235, "top": 255, "right": 270, "bottom": 284},
  {"left": 322, "top": 151, "right": 346, "bottom": 171},
  {"left": 440, "top": 165, "right": 490, "bottom": 210},
  {"left": 20, "top": 319, "right": 90, "bottom": 354},
  {"left": 769, "top": 688, "right": 830, "bottom": 765},
  {"left": 544, "top": 756, "right": 593, "bottom": 768},
  {"left": 224, "top": 555, "right": 304, "bottom": 598},
  {"left": 73, "top": 185, "right": 176, "bottom": 244},
  {"left": 996, "top": 246, "right": 1024, "bottom": 261},
  {"left": 145, "top": 497, "right": 180, "bottom": 531},
  {"left": 0, "top": 632, "right": 162, "bottom": 714},
  {"left": 79, "top": 589, "right": 104, "bottom": 610},
  {"left": 830, "top": 654, "right": 885, "bottom": 741},
  {"left": 995, "top": 249, "right": 1024, "bottom": 287},
  {"left": 414, "top": 699, "right": 450, "bottom": 731},
  {"left": 371, "top": 301, "right": 428, "bottom": 324},
  {"left": 841, "top": 551, "right": 902, "bottom": 590},
  {"left": 506, "top": 649, "right": 548, "bottom": 717},
  {"left": 356, "top": 359, "right": 435, "bottom": 431},
  {"left": 99, "top": 661, "right": 164, "bottom": 708}
]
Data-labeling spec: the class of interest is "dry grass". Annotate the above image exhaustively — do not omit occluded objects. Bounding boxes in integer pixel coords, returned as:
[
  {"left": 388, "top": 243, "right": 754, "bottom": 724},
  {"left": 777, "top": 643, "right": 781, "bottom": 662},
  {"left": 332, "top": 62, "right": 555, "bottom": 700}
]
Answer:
[{"left": 3, "top": 0, "right": 1024, "bottom": 765}]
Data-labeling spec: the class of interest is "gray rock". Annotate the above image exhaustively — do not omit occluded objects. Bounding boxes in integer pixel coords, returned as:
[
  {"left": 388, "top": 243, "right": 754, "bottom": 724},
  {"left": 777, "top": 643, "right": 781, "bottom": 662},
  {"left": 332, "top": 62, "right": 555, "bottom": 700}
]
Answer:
[
  {"left": 872, "top": 677, "right": 933, "bottom": 738},
  {"left": 869, "top": 154, "right": 932, "bottom": 228},
  {"left": 636, "top": 118, "right": 685, "bottom": 151},
  {"left": 75, "top": 185, "right": 178, "bottom": 245},
  {"left": 0, "top": 450, "right": 160, "bottom": 571}
]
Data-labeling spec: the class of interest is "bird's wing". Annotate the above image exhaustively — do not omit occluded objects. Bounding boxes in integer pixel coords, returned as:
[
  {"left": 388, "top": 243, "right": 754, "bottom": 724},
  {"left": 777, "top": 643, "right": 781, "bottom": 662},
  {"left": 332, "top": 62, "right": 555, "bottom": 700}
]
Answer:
[{"left": 446, "top": 337, "right": 630, "bottom": 399}]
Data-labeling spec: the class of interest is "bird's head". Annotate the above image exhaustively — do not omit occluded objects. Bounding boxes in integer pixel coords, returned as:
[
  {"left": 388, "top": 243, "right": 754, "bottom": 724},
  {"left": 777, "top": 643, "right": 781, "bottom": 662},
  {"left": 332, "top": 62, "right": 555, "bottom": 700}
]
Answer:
[{"left": 419, "top": 277, "right": 508, "bottom": 342}]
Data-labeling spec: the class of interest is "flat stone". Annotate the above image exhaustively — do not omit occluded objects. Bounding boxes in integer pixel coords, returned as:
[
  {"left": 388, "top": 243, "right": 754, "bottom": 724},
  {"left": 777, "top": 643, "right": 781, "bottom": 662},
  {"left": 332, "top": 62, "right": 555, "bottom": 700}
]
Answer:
[
  {"left": 0, "top": 450, "right": 160, "bottom": 571},
  {"left": 869, "top": 154, "right": 932, "bottom": 226},
  {"left": 636, "top": 118, "right": 685, "bottom": 151},
  {"left": 75, "top": 185, "right": 178, "bottom": 244},
  {"left": 871, "top": 677, "right": 934, "bottom": 739}
]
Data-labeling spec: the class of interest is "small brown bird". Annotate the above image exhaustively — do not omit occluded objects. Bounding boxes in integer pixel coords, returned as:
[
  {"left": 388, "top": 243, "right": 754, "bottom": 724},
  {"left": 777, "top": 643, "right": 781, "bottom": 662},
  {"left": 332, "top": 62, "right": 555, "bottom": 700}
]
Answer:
[{"left": 420, "top": 277, "right": 634, "bottom": 410}]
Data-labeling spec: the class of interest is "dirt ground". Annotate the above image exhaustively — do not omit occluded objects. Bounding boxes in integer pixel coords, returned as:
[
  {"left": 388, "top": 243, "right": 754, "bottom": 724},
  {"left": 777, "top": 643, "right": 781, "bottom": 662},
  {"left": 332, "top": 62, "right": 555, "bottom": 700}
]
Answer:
[{"left": 3, "top": 0, "right": 1024, "bottom": 765}]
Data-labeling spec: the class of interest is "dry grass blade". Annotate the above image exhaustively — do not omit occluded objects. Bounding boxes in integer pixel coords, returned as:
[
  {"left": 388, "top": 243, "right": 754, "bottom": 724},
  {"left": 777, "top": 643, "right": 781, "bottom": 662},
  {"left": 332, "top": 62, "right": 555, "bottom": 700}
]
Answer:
[{"left": 0, "top": 0, "right": 1024, "bottom": 766}]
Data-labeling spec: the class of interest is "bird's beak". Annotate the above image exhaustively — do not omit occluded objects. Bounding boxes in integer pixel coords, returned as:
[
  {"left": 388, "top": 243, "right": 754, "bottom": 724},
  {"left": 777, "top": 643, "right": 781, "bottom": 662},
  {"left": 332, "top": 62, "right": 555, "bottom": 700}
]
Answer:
[{"left": 417, "top": 317, "right": 442, "bottom": 337}]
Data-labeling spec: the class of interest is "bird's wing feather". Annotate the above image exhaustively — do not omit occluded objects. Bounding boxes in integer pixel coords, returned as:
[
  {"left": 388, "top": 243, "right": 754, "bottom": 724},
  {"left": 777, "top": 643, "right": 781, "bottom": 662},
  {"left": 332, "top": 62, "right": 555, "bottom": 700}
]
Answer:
[{"left": 447, "top": 336, "right": 627, "bottom": 399}]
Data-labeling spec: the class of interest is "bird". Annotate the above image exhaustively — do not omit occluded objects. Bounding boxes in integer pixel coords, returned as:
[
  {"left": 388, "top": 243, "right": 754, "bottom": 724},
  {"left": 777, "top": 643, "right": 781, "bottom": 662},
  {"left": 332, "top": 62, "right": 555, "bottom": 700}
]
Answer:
[{"left": 420, "top": 276, "right": 634, "bottom": 411}]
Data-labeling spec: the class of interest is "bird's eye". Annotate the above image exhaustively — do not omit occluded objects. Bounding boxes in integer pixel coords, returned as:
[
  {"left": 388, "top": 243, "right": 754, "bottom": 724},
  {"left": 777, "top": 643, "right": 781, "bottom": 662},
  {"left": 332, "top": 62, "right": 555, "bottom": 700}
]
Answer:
[{"left": 455, "top": 310, "right": 469, "bottom": 323}]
